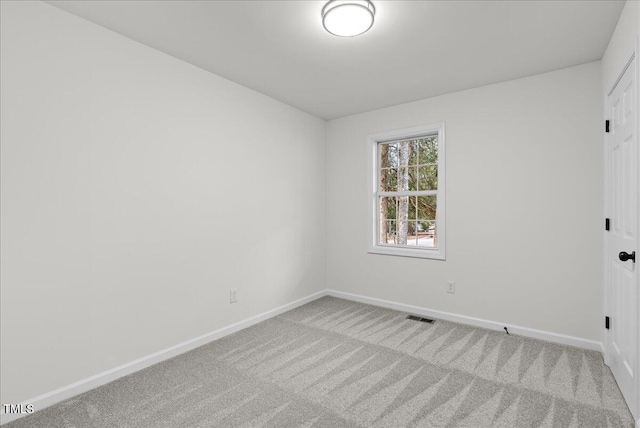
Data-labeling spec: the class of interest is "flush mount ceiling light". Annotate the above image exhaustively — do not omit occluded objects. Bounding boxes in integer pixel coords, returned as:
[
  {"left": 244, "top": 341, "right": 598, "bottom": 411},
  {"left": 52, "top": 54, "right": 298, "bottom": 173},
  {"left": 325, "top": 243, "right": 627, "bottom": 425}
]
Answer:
[{"left": 322, "top": 0, "right": 376, "bottom": 37}]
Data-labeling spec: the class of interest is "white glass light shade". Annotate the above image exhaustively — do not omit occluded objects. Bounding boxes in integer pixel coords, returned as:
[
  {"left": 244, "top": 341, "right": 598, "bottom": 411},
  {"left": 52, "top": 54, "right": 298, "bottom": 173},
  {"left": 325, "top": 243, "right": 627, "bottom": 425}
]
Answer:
[{"left": 322, "top": 1, "right": 375, "bottom": 37}]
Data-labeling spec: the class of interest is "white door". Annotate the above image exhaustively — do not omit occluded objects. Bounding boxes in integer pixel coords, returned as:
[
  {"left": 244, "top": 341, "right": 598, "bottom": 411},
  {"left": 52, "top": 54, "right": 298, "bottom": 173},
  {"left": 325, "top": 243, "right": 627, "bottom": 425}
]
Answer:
[{"left": 605, "top": 53, "right": 638, "bottom": 419}]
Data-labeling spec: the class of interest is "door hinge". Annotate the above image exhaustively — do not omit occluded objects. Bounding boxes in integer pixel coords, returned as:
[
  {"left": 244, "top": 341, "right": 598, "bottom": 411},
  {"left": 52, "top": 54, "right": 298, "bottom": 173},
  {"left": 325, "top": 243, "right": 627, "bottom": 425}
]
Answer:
[
  {"left": 605, "top": 316, "right": 610, "bottom": 330},
  {"left": 605, "top": 120, "right": 610, "bottom": 133},
  {"left": 605, "top": 218, "right": 610, "bottom": 231}
]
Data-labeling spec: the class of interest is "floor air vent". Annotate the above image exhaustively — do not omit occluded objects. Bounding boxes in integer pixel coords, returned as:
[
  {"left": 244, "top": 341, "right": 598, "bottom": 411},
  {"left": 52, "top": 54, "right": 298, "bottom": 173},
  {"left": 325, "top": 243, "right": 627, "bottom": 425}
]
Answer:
[{"left": 407, "top": 315, "right": 435, "bottom": 324}]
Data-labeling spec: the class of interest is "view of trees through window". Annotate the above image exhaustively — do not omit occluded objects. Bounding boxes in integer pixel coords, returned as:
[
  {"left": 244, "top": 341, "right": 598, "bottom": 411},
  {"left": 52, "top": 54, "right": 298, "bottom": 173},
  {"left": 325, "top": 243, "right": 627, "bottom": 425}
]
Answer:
[{"left": 379, "top": 136, "right": 438, "bottom": 248}]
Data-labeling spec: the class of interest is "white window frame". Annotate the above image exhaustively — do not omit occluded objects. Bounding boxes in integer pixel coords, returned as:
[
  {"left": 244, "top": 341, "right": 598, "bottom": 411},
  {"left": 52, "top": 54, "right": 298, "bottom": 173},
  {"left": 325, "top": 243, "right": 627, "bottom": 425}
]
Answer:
[{"left": 367, "top": 122, "right": 446, "bottom": 260}]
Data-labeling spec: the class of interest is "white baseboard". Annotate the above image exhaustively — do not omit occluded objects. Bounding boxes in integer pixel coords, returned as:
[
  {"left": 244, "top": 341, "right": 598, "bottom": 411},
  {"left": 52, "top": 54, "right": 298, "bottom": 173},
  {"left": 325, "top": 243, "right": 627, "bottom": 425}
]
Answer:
[
  {"left": 0, "top": 290, "right": 328, "bottom": 426},
  {"left": 1, "top": 288, "right": 606, "bottom": 425},
  {"left": 326, "top": 289, "right": 604, "bottom": 352}
]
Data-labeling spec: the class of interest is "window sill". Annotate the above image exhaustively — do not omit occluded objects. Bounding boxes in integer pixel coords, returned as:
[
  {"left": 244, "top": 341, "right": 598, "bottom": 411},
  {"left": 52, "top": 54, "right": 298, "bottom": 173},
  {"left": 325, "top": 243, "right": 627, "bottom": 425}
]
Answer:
[{"left": 368, "top": 246, "right": 446, "bottom": 260}]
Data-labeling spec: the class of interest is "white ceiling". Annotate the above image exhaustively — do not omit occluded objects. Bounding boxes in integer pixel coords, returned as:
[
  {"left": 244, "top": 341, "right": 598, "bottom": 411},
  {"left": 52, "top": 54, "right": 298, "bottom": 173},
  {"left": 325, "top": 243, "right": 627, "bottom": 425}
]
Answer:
[{"left": 47, "top": 0, "right": 624, "bottom": 120}]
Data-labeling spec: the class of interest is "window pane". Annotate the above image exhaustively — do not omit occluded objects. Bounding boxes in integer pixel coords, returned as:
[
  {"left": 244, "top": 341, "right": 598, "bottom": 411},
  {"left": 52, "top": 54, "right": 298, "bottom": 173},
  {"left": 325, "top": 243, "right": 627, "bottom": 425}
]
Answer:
[
  {"left": 380, "top": 196, "right": 396, "bottom": 219},
  {"left": 397, "top": 166, "right": 410, "bottom": 192},
  {"left": 418, "top": 165, "right": 438, "bottom": 190},
  {"left": 408, "top": 166, "right": 418, "bottom": 191},
  {"left": 381, "top": 220, "right": 397, "bottom": 245},
  {"left": 418, "top": 195, "right": 437, "bottom": 248},
  {"left": 379, "top": 196, "right": 396, "bottom": 245},
  {"left": 417, "top": 137, "right": 438, "bottom": 165},
  {"left": 407, "top": 221, "right": 419, "bottom": 246},
  {"left": 408, "top": 140, "right": 418, "bottom": 166},
  {"left": 417, "top": 221, "right": 437, "bottom": 248},
  {"left": 380, "top": 167, "right": 397, "bottom": 192},
  {"left": 417, "top": 195, "right": 437, "bottom": 221},
  {"left": 380, "top": 142, "right": 398, "bottom": 169},
  {"left": 408, "top": 196, "right": 417, "bottom": 220},
  {"left": 396, "top": 196, "right": 411, "bottom": 245}
]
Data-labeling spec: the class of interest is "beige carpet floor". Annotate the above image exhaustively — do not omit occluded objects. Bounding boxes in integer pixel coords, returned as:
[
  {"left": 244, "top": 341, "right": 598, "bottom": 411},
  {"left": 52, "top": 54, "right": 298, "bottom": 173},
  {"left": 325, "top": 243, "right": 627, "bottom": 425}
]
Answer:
[{"left": 4, "top": 296, "right": 635, "bottom": 427}]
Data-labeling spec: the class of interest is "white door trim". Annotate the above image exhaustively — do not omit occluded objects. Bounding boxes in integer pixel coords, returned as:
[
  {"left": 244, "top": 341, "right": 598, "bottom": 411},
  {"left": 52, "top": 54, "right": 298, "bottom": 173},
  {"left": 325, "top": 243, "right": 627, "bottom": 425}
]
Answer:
[
  {"left": 603, "top": 35, "right": 640, "bottom": 423},
  {"left": 636, "top": 35, "right": 640, "bottom": 427}
]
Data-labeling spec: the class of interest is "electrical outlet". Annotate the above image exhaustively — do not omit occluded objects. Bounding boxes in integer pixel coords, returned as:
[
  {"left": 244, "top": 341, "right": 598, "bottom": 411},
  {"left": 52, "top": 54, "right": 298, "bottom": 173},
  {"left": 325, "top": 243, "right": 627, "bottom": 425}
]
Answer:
[
  {"left": 230, "top": 288, "right": 238, "bottom": 303},
  {"left": 447, "top": 281, "right": 456, "bottom": 294}
]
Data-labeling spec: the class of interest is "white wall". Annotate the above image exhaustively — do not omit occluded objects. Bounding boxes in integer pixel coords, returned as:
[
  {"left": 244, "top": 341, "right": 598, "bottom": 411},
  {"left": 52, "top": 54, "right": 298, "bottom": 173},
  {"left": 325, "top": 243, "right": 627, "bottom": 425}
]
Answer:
[
  {"left": 602, "top": 0, "right": 639, "bottom": 92},
  {"left": 326, "top": 62, "right": 604, "bottom": 341},
  {"left": 0, "top": 1, "right": 325, "bottom": 404}
]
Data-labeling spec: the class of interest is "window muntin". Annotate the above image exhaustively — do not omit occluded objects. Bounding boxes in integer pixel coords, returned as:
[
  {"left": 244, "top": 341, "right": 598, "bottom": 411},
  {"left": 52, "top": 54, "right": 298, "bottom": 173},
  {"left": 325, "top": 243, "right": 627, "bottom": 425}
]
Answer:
[{"left": 368, "top": 123, "right": 445, "bottom": 259}]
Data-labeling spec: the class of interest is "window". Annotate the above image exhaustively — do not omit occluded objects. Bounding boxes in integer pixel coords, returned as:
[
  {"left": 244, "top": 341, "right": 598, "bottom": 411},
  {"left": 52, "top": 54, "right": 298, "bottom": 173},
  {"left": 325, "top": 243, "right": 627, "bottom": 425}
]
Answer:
[{"left": 368, "top": 123, "right": 445, "bottom": 259}]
